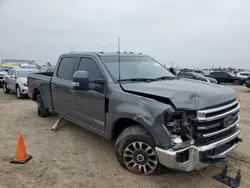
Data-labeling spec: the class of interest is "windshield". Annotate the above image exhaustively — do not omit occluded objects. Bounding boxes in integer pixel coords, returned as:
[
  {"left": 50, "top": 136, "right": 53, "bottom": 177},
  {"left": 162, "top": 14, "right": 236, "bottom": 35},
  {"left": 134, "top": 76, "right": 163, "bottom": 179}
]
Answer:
[
  {"left": 17, "top": 70, "right": 37, "bottom": 77},
  {"left": 0, "top": 66, "right": 5, "bottom": 71},
  {"left": 100, "top": 56, "right": 175, "bottom": 81}
]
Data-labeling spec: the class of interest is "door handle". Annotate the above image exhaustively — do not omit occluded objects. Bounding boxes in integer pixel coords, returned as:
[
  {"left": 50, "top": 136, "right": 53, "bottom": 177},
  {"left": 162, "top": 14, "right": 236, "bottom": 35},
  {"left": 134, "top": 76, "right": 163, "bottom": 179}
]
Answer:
[{"left": 51, "top": 84, "right": 57, "bottom": 88}]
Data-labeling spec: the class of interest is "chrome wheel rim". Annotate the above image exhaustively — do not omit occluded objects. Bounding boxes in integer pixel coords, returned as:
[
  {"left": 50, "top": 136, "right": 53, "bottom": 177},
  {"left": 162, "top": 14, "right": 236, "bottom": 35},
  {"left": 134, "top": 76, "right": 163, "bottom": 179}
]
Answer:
[{"left": 123, "top": 141, "right": 158, "bottom": 175}]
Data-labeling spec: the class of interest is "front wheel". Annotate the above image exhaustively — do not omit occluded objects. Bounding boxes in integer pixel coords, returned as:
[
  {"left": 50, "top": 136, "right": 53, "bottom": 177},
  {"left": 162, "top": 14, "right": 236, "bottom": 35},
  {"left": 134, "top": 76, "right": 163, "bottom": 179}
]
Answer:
[
  {"left": 115, "top": 125, "right": 159, "bottom": 175},
  {"left": 16, "top": 85, "right": 24, "bottom": 99}
]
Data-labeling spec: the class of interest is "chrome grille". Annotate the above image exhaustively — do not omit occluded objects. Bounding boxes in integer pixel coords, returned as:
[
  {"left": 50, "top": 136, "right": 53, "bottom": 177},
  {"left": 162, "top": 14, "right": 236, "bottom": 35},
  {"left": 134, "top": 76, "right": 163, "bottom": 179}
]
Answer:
[{"left": 196, "top": 99, "right": 240, "bottom": 140}]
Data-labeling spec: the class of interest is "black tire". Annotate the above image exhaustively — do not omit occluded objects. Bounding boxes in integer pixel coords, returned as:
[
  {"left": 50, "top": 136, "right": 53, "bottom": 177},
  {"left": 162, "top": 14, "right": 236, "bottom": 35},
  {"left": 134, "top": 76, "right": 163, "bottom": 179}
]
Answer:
[
  {"left": 115, "top": 125, "right": 159, "bottom": 175},
  {"left": 234, "top": 80, "right": 241, "bottom": 85},
  {"left": 3, "top": 83, "right": 10, "bottom": 94},
  {"left": 37, "top": 94, "right": 50, "bottom": 117},
  {"left": 16, "top": 85, "right": 24, "bottom": 99}
]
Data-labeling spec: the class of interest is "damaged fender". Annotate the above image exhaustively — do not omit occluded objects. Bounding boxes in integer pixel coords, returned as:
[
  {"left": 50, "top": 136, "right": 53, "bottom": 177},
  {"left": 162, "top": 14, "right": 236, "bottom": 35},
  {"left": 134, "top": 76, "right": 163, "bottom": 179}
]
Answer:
[{"left": 106, "top": 93, "right": 175, "bottom": 147}]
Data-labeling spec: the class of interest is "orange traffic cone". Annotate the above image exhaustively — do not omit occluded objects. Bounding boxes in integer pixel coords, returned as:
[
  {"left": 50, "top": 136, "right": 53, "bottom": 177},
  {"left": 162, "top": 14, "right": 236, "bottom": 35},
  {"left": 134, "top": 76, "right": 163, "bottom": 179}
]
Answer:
[
  {"left": 10, "top": 133, "right": 32, "bottom": 164},
  {"left": 237, "top": 93, "right": 241, "bottom": 101}
]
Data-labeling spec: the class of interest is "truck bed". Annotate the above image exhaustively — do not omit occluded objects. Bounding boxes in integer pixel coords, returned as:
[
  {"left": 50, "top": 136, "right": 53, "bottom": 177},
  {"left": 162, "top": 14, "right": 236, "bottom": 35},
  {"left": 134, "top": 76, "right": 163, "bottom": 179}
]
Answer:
[{"left": 28, "top": 72, "right": 54, "bottom": 110}]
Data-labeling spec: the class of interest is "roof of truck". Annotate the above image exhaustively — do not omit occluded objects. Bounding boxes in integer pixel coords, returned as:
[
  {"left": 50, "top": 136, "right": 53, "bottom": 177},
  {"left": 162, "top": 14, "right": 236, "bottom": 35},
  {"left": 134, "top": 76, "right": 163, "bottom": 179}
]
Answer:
[{"left": 63, "top": 52, "right": 145, "bottom": 57}]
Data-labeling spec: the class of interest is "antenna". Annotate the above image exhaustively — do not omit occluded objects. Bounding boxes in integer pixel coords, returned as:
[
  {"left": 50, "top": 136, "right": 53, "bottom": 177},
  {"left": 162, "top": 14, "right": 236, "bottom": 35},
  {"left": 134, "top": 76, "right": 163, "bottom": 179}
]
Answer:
[{"left": 118, "top": 38, "right": 121, "bottom": 83}]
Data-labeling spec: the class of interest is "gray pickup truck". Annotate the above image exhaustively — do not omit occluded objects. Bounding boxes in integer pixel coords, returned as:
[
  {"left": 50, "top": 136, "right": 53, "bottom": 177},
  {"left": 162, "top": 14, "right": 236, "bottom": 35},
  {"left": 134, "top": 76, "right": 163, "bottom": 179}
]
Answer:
[{"left": 28, "top": 52, "right": 241, "bottom": 175}]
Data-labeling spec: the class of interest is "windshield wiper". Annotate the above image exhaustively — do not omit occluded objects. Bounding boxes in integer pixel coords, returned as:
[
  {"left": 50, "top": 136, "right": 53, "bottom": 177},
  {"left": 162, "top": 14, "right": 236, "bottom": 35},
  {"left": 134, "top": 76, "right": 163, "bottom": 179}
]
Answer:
[
  {"left": 118, "top": 78, "right": 155, "bottom": 82},
  {"left": 152, "top": 76, "right": 175, "bottom": 81}
]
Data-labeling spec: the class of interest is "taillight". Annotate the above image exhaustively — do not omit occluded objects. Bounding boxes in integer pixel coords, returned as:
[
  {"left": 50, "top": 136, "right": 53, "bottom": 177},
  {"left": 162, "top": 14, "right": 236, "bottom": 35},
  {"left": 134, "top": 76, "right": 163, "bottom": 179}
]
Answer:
[
  {"left": 248, "top": 76, "right": 250, "bottom": 80},
  {"left": 27, "top": 76, "right": 30, "bottom": 87}
]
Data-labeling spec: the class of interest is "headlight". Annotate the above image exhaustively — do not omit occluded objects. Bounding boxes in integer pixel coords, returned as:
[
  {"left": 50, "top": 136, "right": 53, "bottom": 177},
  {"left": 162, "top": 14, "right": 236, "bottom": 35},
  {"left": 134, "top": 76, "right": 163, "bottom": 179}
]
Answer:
[
  {"left": 165, "top": 111, "right": 196, "bottom": 149},
  {"left": 21, "top": 82, "right": 27, "bottom": 86}
]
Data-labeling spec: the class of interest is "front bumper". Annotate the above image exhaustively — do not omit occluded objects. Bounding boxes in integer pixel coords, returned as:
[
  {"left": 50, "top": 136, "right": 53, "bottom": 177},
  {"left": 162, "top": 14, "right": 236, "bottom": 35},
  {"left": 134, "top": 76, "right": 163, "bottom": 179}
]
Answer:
[
  {"left": 0, "top": 79, "right": 3, "bottom": 85},
  {"left": 155, "top": 128, "right": 241, "bottom": 171},
  {"left": 19, "top": 85, "right": 28, "bottom": 94}
]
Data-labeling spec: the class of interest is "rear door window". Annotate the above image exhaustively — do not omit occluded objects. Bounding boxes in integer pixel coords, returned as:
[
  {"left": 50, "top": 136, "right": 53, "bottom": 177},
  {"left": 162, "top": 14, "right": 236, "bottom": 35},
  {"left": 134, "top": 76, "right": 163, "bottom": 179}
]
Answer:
[{"left": 57, "top": 57, "right": 77, "bottom": 80}]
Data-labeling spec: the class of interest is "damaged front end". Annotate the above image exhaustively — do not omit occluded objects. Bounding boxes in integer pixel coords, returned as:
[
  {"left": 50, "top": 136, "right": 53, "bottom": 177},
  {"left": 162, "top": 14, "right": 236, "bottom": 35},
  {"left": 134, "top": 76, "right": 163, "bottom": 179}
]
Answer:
[{"left": 155, "top": 99, "right": 242, "bottom": 171}]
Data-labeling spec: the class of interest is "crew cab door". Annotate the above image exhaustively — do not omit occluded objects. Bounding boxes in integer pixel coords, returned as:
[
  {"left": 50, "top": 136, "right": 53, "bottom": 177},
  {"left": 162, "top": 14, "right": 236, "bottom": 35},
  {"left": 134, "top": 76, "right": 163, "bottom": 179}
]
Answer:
[
  {"left": 51, "top": 57, "right": 78, "bottom": 117},
  {"left": 70, "top": 57, "right": 106, "bottom": 134}
]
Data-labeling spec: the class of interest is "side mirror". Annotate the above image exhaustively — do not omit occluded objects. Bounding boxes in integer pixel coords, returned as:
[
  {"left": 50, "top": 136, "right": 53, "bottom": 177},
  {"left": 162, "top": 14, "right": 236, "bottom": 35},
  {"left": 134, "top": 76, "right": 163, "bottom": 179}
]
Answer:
[{"left": 72, "top": 70, "right": 89, "bottom": 90}]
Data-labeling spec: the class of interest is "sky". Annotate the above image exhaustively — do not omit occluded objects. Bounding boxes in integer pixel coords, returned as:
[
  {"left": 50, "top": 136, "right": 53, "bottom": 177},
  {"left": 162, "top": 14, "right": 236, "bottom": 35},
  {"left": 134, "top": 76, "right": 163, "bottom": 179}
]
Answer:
[{"left": 0, "top": 0, "right": 249, "bottom": 69}]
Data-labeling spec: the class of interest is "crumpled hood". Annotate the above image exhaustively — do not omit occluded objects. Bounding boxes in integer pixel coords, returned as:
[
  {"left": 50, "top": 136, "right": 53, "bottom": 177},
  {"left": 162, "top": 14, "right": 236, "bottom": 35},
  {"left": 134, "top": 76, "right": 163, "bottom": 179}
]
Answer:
[{"left": 122, "top": 78, "right": 237, "bottom": 110}]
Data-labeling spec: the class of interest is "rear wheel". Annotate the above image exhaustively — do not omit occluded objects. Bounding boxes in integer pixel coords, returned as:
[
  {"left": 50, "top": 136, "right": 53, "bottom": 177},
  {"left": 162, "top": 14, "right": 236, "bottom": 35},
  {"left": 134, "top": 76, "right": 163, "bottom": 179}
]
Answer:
[
  {"left": 37, "top": 94, "right": 50, "bottom": 117},
  {"left": 234, "top": 80, "right": 241, "bottom": 85},
  {"left": 16, "top": 85, "right": 24, "bottom": 99},
  {"left": 115, "top": 125, "right": 159, "bottom": 175},
  {"left": 3, "top": 83, "right": 10, "bottom": 94}
]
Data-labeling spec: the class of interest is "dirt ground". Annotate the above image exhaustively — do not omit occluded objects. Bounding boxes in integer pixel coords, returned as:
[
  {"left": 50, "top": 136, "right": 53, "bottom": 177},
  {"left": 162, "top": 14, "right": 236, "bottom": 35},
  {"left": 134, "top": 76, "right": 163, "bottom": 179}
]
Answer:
[{"left": 0, "top": 86, "right": 249, "bottom": 188}]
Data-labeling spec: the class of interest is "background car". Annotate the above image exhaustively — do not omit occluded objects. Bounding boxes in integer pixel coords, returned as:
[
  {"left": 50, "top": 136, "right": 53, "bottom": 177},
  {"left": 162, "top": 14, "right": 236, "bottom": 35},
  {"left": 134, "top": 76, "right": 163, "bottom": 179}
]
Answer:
[
  {"left": 236, "top": 71, "right": 250, "bottom": 79},
  {"left": 39, "top": 66, "right": 55, "bottom": 72},
  {"left": 177, "top": 71, "right": 217, "bottom": 83},
  {"left": 0, "top": 66, "right": 7, "bottom": 87},
  {"left": 3, "top": 68, "right": 38, "bottom": 99},
  {"left": 193, "top": 69, "right": 209, "bottom": 76},
  {"left": 208, "top": 71, "right": 246, "bottom": 85}
]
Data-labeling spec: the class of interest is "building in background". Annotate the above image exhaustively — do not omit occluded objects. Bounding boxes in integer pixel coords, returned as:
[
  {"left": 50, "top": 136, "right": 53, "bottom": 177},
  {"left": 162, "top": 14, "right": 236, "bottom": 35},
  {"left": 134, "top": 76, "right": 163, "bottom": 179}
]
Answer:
[{"left": 0, "top": 59, "right": 38, "bottom": 71}]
